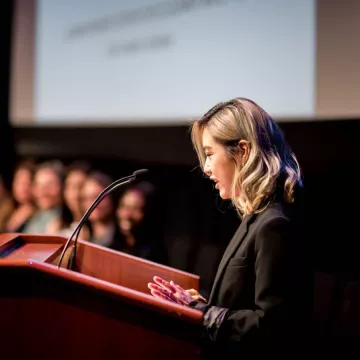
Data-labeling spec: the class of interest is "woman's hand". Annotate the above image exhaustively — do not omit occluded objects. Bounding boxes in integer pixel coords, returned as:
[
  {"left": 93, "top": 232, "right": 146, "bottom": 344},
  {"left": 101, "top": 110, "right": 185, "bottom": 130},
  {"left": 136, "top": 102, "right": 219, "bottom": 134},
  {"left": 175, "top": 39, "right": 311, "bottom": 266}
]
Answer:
[
  {"left": 148, "top": 276, "right": 206, "bottom": 306},
  {"left": 185, "top": 288, "right": 208, "bottom": 303}
]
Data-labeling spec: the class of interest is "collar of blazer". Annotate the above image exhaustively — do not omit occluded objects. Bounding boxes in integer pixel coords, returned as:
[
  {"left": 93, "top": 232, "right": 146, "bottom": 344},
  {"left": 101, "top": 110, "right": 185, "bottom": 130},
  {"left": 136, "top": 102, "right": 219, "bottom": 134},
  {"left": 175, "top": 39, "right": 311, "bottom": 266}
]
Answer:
[{"left": 208, "top": 213, "right": 256, "bottom": 303}]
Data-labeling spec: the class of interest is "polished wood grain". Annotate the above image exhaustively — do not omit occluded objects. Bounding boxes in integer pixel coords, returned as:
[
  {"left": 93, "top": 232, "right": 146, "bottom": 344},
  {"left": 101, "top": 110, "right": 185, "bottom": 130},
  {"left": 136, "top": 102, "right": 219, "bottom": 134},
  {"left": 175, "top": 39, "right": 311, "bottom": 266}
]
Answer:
[
  {"left": 0, "top": 233, "right": 65, "bottom": 262},
  {"left": 0, "top": 233, "right": 199, "bottom": 293},
  {"left": 0, "top": 235, "right": 20, "bottom": 256},
  {"left": 3, "top": 242, "right": 63, "bottom": 262},
  {"left": 0, "top": 260, "right": 202, "bottom": 322},
  {"left": 0, "top": 260, "right": 202, "bottom": 359},
  {"left": 0, "top": 297, "right": 201, "bottom": 359},
  {"left": 66, "top": 240, "right": 199, "bottom": 294},
  {"left": 0, "top": 233, "right": 21, "bottom": 245},
  {"left": 0, "top": 233, "right": 203, "bottom": 359},
  {"left": 13, "top": 233, "right": 67, "bottom": 243}
]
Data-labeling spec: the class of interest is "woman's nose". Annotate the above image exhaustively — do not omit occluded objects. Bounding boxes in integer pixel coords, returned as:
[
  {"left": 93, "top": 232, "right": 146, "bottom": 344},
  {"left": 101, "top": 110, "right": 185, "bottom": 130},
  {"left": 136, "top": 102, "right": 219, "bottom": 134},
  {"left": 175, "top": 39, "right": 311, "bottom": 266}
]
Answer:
[{"left": 204, "top": 159, "right": 211, "bottom": 175}]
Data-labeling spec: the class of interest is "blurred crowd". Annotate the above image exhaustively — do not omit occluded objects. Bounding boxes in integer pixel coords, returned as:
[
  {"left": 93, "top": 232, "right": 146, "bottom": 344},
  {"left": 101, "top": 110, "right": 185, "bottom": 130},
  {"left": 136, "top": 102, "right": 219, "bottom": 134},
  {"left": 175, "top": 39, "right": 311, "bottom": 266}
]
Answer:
[{"left": 0, "top": 159, "right": 167, "bottom": 264}]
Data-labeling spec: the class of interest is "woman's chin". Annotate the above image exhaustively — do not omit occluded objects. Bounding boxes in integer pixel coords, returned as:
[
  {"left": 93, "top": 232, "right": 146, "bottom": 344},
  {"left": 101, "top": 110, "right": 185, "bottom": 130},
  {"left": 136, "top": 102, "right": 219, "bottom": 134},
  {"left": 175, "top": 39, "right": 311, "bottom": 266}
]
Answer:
[{"left": 219, "top": 189, "right": 231, "bottom": 200}]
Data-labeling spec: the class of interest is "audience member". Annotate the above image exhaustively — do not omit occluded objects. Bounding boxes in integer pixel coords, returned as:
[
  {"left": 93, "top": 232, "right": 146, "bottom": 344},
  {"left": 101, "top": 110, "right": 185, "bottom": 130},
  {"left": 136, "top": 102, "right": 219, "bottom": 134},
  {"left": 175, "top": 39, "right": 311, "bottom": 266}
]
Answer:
[
  {"left": 117, "top": 181, "right": 167, "bottom": 264},
  {"left": 22, "top": 160, "right": 64, "bottom": 234},
  {"left": 5, "top": 160, "right": 36, "bottom": 232},
  {"left": 0, "top": 174, "right": 14, "bottom": 232},
  {"left": 48, "top": 160, "right": 91, "bottom": 236},
  {"left": 79, "top": 170, "right": 123, "bottom": 249}
]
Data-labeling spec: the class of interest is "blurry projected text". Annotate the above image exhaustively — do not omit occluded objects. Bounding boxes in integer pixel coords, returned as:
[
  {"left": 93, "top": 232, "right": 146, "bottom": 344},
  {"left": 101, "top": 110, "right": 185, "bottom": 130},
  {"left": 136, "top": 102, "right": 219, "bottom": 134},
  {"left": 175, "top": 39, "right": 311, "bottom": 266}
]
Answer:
[{"left": 35, "top": 0, "right": 316, "bottom": 124}]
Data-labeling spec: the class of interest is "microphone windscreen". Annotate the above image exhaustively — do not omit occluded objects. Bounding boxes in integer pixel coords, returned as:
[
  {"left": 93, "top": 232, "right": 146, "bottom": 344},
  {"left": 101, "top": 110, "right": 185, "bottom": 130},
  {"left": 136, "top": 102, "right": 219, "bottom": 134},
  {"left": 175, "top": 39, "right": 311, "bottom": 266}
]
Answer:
[{"left": 133, "top": 169, "right": 149, "bottom": 177}]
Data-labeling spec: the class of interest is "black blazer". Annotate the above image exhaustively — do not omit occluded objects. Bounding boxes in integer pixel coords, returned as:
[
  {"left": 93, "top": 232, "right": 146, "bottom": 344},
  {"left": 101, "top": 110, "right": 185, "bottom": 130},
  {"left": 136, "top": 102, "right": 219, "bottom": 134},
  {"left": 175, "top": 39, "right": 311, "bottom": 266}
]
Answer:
[{"left": 189, "top": 200, "right": 313, "bottom": 357}]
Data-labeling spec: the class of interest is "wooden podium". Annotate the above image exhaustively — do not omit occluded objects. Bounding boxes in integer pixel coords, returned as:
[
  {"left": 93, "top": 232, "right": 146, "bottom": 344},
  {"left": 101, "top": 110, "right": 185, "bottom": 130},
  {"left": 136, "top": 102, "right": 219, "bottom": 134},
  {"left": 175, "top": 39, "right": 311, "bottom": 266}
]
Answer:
[{"left": 0, "top": 233, "right": 203, "bottom": 359}]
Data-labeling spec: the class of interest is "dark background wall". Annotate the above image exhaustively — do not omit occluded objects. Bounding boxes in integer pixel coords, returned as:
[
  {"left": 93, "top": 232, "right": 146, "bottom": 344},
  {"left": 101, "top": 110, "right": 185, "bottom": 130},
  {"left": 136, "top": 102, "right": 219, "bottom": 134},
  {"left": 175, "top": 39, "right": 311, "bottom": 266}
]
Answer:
[{"left": 1, "top": 0, "right": 15, "bottom": 185}]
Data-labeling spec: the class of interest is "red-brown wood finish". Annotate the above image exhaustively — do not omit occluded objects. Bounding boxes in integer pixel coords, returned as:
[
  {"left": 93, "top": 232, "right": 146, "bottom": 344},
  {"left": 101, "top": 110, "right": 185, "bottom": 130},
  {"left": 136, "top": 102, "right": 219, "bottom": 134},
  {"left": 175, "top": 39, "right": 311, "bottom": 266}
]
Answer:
[{"left": 0, "top": 234, "right": 203, "bottom": 359}]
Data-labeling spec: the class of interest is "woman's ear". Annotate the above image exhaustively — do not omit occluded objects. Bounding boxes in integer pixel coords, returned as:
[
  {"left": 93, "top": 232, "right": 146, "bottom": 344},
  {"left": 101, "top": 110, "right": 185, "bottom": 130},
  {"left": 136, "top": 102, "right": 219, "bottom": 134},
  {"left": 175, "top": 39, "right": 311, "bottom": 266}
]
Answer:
[{"left": 238, "top": 140, "right": 250, "bottom": 165}]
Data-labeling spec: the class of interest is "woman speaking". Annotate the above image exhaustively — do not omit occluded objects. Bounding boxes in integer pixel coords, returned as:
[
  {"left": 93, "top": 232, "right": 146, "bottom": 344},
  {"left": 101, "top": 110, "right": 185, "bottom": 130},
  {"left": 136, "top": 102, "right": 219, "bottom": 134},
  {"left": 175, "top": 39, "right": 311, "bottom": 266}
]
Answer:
[{"left": 148, "top": 98, "right": 312, "bottom": 358}]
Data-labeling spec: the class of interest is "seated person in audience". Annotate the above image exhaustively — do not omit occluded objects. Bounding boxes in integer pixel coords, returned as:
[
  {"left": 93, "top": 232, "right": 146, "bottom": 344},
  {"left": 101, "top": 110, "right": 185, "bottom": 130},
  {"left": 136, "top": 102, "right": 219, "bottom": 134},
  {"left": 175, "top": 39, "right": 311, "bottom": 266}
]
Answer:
[
  {"left": 79, "top": 171, "right": 123, "bottom": 249},
  {"left": 6, "top": 160, "right": 36, "bottom": 232},
  {"left": 48, "top": 160, "right": 91, "bottom": 236},
  {"left": 0, "top": 174, "right": 14, "bottom": 232},
  {"left": 117, "top": 181, "right": 167, "bottom": 264},
  {"left": 22, "top": 160, "right": 64, "bottom": 234}
]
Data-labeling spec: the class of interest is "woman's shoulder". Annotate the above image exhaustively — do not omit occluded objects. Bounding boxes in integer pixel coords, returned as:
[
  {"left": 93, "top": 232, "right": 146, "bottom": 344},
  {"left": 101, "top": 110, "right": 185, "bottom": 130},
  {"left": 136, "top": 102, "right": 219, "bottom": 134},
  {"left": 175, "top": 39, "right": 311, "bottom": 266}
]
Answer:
[
  {"left": 257, "top": 202, "right": 288, "bottom": 223},
  {"left": 251, "top": 200, "right": 304, "bottom": 237},
  {"left": 248, "top": 200, "right": 304, "bottom": 249},
  {"left": 260, "top": 197, "right": 303, "bottom": 221}
]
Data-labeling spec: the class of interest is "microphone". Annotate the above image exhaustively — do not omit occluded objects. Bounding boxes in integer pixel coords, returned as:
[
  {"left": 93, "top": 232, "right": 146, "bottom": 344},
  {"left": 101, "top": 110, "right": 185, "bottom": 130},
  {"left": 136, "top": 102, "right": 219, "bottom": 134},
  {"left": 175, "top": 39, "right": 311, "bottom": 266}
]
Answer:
[{"left": 57, "top": 169, "right": 148, "bottom": 269}]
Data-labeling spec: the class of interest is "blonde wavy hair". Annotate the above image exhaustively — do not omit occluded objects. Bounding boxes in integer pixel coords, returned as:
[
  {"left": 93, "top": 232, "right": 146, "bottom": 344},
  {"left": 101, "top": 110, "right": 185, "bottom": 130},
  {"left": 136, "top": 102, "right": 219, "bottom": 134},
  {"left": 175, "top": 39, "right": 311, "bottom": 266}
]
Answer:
[{"left": 191, "top": 98, "right": 303, "bottom": 216}]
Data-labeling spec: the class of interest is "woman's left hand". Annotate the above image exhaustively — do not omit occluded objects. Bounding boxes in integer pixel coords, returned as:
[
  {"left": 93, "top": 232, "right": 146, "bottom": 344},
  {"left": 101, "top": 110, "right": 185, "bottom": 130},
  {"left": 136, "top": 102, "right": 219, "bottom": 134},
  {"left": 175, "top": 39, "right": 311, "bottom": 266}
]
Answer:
[{"left": 148, "top": 276, "right": 193, "bottom": 306}]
